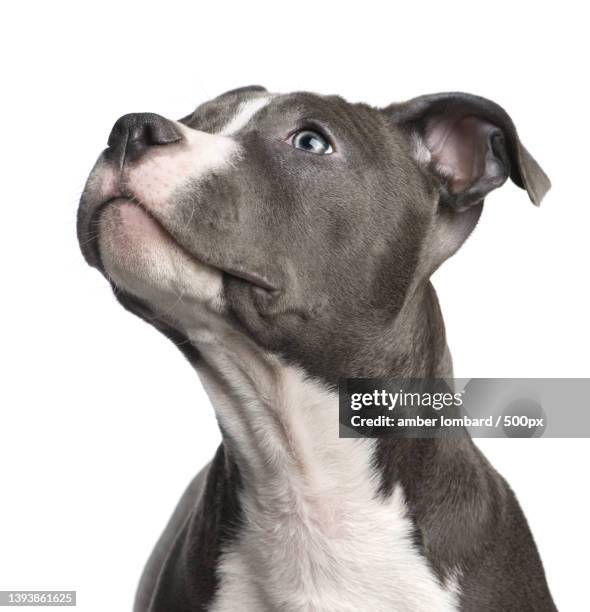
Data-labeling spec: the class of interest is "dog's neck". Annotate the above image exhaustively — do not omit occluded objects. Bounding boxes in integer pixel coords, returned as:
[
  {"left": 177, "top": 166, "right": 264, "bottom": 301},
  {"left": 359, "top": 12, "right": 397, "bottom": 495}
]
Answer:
[
  {"left": 184, "top": 282, "right": 467, "bottom": 611},
  {"left": 186, "top": 281, "right": 449, "bottom": 500}
]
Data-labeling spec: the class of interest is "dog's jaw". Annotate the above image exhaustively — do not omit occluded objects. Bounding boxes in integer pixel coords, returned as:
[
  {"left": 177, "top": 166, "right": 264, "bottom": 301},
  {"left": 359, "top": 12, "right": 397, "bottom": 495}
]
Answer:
[{"left": 98, "top": 199, "right": 225, "bottom": 329}]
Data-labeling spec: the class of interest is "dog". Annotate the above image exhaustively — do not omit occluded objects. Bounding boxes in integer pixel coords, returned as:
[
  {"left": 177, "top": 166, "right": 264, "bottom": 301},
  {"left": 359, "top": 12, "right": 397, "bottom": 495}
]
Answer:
[{"left": 77, "top": 86, "right": 556, "bottom": 611}]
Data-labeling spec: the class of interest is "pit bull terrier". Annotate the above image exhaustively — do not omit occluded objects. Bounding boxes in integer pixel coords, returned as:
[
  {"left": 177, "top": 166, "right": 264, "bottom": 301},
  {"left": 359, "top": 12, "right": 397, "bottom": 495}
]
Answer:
[{"left": 77, "top": 86, "right": 556, "bottom": 611}]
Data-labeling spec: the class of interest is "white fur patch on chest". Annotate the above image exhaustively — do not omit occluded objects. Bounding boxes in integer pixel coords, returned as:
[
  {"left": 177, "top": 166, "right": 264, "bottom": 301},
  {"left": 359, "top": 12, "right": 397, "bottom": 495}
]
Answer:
[
  {"left": 210, "top": 485, "right": 460, "bottom": 612},
  {"left": 185, "top": 327, "right": 461, "bottom": 612}
]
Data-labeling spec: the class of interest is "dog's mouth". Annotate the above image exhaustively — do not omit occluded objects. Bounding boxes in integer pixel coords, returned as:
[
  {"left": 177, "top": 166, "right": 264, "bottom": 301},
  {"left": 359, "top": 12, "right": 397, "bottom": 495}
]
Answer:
[{"left": 89, "top": 196, "right": 279, "bottom": 297}]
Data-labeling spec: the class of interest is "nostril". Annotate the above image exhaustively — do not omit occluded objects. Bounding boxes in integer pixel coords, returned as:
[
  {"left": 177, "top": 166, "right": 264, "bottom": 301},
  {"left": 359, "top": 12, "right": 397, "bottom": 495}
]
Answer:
[
  {"left": 142, "top": 116, "right": 183, "bottom": 146},
  {"left": 107, "top": 113, "right": 182, "bottom": 164}
]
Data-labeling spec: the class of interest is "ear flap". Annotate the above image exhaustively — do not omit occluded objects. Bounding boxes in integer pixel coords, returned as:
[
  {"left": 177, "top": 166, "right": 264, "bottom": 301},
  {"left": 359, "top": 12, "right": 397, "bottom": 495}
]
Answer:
[{"left": 385, "top": 93, "right": 550, "bottom": 210}]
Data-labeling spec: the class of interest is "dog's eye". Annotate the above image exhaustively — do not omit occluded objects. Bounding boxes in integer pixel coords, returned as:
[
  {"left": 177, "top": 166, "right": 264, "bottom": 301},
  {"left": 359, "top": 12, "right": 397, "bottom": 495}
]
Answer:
[{"left": 289, "top": 130, "right": 333, "bottom": 155}]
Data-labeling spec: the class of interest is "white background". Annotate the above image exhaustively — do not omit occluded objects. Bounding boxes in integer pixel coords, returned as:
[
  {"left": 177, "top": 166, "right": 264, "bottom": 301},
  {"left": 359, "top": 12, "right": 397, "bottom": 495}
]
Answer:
[{"left": 1, "top": 1, "right": 588, "bottom": 610}]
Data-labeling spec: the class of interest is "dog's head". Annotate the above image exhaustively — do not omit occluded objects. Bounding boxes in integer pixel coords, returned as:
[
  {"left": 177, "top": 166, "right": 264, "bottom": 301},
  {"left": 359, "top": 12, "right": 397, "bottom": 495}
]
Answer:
[{"left": 77, "top": 87, "right": 549, "bottom": 380}]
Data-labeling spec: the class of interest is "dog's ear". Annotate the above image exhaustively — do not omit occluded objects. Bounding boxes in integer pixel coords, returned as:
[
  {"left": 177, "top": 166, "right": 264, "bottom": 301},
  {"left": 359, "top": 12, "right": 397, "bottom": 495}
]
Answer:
[{"left": 384, "top": 92, "right": 550, "bottom": 210}]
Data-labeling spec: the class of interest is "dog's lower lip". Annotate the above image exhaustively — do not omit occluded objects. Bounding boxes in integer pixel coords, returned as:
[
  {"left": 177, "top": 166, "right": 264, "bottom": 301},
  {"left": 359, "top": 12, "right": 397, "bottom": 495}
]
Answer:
[
  {"left": 83, "top": 196, "right": 127, "bottom": 268},
  {"left": 95, "top": 198, "right": 279, "bottom": 294}
]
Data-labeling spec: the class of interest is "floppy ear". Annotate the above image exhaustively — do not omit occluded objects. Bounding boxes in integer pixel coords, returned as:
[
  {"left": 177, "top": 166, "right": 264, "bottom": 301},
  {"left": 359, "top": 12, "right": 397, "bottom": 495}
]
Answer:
[{"left": 385, "top": 92, "right": 550, "bottom": 210}]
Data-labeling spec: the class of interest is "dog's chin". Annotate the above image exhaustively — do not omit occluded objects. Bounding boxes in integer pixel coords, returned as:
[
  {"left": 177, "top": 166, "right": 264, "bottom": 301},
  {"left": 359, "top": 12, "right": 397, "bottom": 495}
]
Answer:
[{"left": 98, "top": 199, "right": 225, "bottom": 329}]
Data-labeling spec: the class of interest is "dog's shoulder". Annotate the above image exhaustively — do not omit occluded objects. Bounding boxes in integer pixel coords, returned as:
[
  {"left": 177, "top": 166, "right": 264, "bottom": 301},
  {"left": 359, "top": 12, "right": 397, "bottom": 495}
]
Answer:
[{"left": 133, "top": 462, "right": 210, "bottom": 612}]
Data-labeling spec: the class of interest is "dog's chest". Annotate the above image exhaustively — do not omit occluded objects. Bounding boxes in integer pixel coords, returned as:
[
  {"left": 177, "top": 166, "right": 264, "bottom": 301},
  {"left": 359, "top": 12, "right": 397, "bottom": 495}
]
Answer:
[{"left": 209, "top": 483, "right": 459, "bottom": 612}]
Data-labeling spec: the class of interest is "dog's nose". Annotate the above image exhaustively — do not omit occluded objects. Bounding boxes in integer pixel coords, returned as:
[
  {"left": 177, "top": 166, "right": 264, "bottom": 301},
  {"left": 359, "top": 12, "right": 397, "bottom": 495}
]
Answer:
[{"left": 107, "top": 113, "right": 182, "bottom": 164}]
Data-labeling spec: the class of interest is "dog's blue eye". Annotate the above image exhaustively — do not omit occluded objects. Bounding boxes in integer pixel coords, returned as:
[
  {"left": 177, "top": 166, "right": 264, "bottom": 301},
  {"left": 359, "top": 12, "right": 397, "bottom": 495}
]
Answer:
[{"left": 290, "top": 130, "right": 333, "bottom": 155}]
